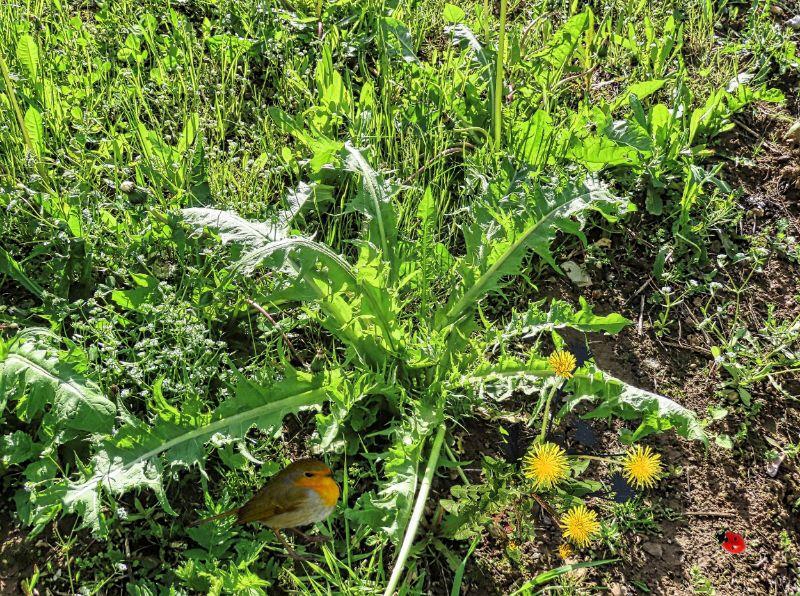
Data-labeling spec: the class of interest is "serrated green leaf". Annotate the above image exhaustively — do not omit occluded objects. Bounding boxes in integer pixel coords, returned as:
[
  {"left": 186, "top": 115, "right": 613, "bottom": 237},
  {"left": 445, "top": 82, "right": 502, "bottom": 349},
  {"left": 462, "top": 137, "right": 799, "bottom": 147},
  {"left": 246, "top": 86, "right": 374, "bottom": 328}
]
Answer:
[
  {"left": 62, "top": 369, "right": 335, "bottom": 534},
  {"left": 567, "top": 366, "right": 706, "bottom": 444},
  {"left": 182, "top": 209, "right": 401, "bottom": 366},
  {"left": 182, "top": 207, "right": 286, "bottom": 254},
  {"left": 506, "top": 298, "right": 631, "bottom": 339},
  {"left": 347, "top": 399, "right": 442, "bottom": 542},
  {"left": 1, "top": 337, "right": 115, "bottom": 434},
  {"left": 567, "top": 135, "right": 640, "bottom": 170},
  {"left": 440, "top": 176, "right": 631, "bottom": 329},
  {"left": 342, "top": 143, "right": 398, "bottom": 273}
]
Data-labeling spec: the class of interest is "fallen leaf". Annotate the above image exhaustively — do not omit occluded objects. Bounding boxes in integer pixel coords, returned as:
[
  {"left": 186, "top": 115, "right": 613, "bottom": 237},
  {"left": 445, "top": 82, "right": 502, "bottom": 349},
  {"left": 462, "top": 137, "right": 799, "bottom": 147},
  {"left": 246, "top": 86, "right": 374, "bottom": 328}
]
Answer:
[
  {"left": 785, "top": 120, "right": 800, "bottom": 145},
  {"left": 561, "top": 260, "right": 593, "bottom": 287},
  {"left": 765, "top": 451, "right": 786, "bottom": 477}
]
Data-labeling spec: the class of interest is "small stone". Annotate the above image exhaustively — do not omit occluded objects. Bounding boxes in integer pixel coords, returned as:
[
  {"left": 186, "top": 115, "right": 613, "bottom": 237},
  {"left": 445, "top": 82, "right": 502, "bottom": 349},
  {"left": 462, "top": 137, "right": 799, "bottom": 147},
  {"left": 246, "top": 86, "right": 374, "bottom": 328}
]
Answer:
[
  {"left": 561, "top": 260, "right": 593, "bottom": 287},
  {"left": 766, "top": 452, "right": 786, "bottom": 477},
  {"left": 642, "top": 541, "right": 663, "bottom": 557},
  {"left": 594, "top": 238, "right": 612, "bottom": 249},
  {"left": 609, "top": 583, "right": 628, "bottom": 596},
  {"left": 120, "top": 180, "right": 136, "bottom": 193},
  {"left": 788, "top": 15, "right": 800, "bottom": 29},
  {"left": 786, "top": 120, "right": 800, "bottom": 145}
]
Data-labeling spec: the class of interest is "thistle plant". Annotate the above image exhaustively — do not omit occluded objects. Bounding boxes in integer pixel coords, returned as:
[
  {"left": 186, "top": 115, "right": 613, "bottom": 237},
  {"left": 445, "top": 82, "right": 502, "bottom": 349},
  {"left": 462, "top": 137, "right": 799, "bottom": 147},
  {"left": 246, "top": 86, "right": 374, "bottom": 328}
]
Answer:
[{"left": 174, "top": 144, "right": 704, "bottom": 587}]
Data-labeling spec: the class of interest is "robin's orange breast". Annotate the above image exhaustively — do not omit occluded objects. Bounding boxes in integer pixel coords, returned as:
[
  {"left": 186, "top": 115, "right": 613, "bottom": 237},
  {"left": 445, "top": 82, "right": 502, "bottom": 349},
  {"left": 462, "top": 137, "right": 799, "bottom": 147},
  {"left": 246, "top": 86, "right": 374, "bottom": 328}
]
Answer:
[{"left": 295, "top": 475, "right": 340, "bottom": 508}]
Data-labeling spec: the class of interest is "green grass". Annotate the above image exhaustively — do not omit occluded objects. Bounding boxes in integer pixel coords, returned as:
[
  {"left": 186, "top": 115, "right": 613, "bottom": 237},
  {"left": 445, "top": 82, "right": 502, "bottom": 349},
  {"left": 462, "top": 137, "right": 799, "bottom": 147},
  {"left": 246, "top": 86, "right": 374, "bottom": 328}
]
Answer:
[{"left": 1, "top": 0, "right": 798, "bottom": 594}]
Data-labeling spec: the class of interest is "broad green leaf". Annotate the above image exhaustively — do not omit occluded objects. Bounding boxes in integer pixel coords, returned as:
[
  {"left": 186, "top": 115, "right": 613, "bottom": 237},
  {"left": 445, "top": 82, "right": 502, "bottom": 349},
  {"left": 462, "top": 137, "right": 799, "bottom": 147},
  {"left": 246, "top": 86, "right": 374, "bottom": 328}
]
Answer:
[
  {"left": 283, "top": 181, "right": 334, "bottom": 223},
  {"left": 531, "top": 11, "right": 590, "bottom": 71},
  {"left": 447, "top": 24, "right": 492, "bottom": 72},
  {"left": 182, "top": 207, "right": 286, "bottom": 250},
  {"left": 715, "top": 434, "right": 733, "bottom": 449},
  {"left": 0, "top": 337, "right": 115, "bottom": 434},
  {"left": 0, "top": 430, "right": 39, "bottom": 466},
  {"left": 177, "top": 112, "right": 199, "bottom": 153},
  {"left": 506, "top": 298, "right": 631, "bottom": 338},
  {"left": 612, "top": 79, "right": 666, "bottom": 110},
  {"left": 603, "top": 119, "right": 653, "bottom": 154},
  {"left": 16, "top": 34, "right": 39, "bottom": 79},
  {"left": 567, "top": 135, "right": 640, "bottom": 171},
  {"left": 380, "top": 17, "right": 418, "bottom": 63},
  {"left": 205, "top": 34, "right": 253, "bottom": 59},
  {"left": 314, "top": 44, "right": 351, "bottom": 134},
  {"left": 440, "top": 176, "right": 631, "bottom": 329},
  {"left": 62, "top": 370, "right": 336, "bottom": 534},
  {"left": 23, "top": 106, "right": 44, "bottom": 156},
  {"left": 111, "top": 273, "right": 160, "bottom": 311},
  {"left": 513, "top": 110, "right": 560, "bottom": 168},
  {"left": 568, "top": 366, "right": 707, "bottom": 444},
  {"left": 443, "top": 4, "right": 465, "bottom": 23}
]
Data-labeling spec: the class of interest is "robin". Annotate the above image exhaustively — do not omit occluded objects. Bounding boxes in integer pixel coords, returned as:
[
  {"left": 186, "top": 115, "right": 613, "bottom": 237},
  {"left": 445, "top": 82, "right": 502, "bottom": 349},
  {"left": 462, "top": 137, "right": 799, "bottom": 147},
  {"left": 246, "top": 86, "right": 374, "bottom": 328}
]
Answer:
[{"left": 196, "top": 458, "right": 339, "bottom": 560}]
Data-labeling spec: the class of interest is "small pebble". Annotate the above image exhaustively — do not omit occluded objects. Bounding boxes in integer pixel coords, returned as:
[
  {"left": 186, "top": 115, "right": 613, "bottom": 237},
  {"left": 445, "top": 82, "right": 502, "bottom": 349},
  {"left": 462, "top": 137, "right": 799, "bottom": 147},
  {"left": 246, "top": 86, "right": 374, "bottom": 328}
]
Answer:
[
  {"left": 765, "top": 452, "right": 786, "bottom": 477},
  {"left": 642, "top": 541, "right": 663, "bottom": 557}
]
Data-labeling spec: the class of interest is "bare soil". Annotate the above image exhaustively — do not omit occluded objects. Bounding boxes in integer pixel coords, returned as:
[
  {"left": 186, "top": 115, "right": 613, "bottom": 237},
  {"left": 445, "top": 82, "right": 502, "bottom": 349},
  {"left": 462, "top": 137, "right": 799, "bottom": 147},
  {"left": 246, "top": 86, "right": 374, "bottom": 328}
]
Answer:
[{"left": 448, "top": 99, "right": 800, "bottom": 594}]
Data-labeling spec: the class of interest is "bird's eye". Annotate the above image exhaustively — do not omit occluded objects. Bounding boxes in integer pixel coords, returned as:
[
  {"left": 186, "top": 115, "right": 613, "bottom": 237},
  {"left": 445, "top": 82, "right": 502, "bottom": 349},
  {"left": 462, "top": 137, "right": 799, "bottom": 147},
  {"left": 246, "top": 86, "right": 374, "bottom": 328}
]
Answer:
[{"left": 304, "top": 472, "right": 314, "bottom": 478}]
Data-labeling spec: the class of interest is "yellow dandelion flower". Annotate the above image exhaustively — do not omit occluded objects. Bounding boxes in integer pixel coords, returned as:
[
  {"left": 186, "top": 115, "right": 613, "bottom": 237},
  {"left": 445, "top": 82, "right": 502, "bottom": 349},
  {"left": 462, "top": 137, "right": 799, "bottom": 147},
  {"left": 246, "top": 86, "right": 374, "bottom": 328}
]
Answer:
[
  {"left": 548, "top": 350, "right": 577, "bottom": 378},
  {"left": 621, "top": 444, "right": 662, "bottom": 489},
  {"left": 523, "top": 442, "right": 569, "bottom": 490},
  {"left": 561, "top": 504, "right": 600, "bottom": 547},
  {"left": 558, "top": 542, "right": 574, "bottom": 559}
]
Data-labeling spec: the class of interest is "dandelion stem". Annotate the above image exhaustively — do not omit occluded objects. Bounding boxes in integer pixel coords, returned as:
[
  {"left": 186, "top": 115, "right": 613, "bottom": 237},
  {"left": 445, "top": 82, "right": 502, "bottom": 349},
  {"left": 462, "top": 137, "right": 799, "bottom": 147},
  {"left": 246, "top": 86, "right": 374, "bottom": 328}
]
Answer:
[
  {"left": 538, "top": 382, "right": 559, "bottom": 443},
  {"left": 444, "top": 442, "right": 470, "bottom": 485},
  {"left": 572, "top": 454, "right": 616, "bottom": 464}
]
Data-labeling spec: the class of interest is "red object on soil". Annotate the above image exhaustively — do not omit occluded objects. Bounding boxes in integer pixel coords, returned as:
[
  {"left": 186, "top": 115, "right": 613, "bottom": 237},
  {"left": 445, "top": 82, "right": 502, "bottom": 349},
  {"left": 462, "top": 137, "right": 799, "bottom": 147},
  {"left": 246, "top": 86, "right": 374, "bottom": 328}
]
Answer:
[{"left": 721, "top": 531, "right": 746, "bottom": 554}]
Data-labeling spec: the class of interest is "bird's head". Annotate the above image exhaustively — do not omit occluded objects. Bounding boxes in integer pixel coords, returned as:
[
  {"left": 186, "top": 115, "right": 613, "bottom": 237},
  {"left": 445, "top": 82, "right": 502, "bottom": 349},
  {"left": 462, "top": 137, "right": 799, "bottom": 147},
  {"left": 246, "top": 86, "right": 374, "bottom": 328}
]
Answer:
[{"left": 284, "top": 458, "right": 339, "bottom": 507}]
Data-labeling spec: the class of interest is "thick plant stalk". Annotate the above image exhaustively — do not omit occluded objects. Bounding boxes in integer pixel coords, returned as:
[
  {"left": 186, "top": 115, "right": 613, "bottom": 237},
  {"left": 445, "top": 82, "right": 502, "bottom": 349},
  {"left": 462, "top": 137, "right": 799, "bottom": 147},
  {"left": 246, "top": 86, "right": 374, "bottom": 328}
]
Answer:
[
  {"left": 383, "top": 424, "right": 447, "bottom": 596},
  {"left": 493, "top": 0, "right": 508, "bottom": 148}
]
